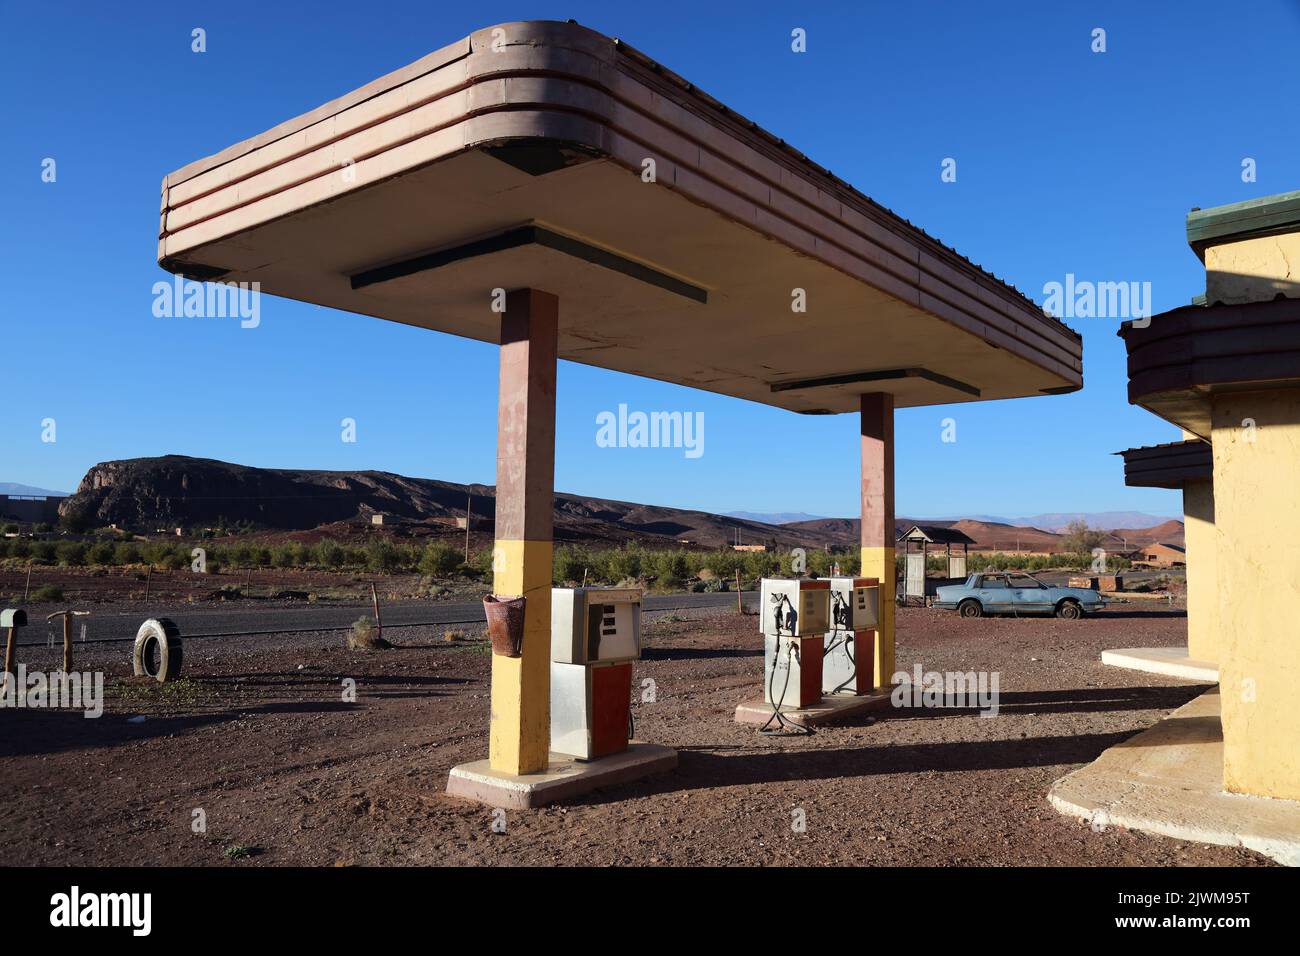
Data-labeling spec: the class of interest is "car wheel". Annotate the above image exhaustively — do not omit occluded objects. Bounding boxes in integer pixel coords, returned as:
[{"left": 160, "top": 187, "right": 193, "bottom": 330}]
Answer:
[
  {"left": 1055, "top": 600, "right": 1082, "bottom": 620},
  {"left": 958, "top": 599, "right": 983, "bottom": 619}
]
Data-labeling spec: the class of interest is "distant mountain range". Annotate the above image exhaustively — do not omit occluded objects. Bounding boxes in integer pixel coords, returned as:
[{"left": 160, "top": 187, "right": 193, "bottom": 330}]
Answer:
[
  {"left": 935, "top": 512, "right": 1180, "bottom": 535},
  {"left": 783, "top": 516, "right": 1184, "bottom": 552},
  {"left": 725, "top": 511, "right": 827, "bottom": 525},
  {"left": 941, "top": 512, "right": 1179, "bottom": 532},
  {"left": 730, "top": 509, "right": 1177, "bottom": 532},
  {"left": 0, "top": 482, "right": 68, "bottom": 497}
]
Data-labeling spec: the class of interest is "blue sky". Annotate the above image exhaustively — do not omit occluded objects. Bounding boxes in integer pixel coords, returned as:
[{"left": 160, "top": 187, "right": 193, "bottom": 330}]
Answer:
[{"left": 4, "top": 1, "right": 1298, "bottom": 519}]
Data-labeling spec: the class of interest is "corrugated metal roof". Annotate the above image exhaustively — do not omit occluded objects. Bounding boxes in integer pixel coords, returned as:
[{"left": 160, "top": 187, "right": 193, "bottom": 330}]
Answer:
[
  {"left": 897, "top": 523, "right": 976, "bottom": 545},
  {"left": 611, "top": 34, "right": 1078, "bottom": 346}
]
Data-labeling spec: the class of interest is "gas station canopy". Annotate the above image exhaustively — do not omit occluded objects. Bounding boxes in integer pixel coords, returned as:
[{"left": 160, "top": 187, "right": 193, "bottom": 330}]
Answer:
[{"left": 158, "top": 20, "right": 1081, "bottom": 413}]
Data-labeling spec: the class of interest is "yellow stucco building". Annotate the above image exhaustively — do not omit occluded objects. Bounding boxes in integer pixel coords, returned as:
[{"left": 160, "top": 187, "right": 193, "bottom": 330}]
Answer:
[{"left": 1120, "top": 189, "right": 1300, "bottom": 801}]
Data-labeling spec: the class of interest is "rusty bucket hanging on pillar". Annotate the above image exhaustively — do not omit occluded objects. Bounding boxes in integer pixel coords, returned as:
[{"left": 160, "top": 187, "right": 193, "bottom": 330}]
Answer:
[{"left": 483, "top": 594, "right": 526, "bottom": 658}]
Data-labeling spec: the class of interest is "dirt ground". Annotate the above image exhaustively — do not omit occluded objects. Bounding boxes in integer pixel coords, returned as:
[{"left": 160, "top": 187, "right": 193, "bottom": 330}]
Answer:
[{"left": 0, "top": 602, "right": 1269, "bottom": 867}]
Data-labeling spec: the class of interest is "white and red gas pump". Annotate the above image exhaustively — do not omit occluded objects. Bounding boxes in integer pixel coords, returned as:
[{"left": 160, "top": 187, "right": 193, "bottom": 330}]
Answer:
[{"left": 549, "top": 587, "right": 641, "bottom": 760}]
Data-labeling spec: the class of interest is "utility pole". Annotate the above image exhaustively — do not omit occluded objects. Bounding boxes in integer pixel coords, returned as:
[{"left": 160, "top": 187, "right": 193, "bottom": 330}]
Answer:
[
  {"left": 464, "top": 494, "right": 472, "bottom": 564},
  {"left": 370, "top": 582, "right": 383, "bottom": 644}
]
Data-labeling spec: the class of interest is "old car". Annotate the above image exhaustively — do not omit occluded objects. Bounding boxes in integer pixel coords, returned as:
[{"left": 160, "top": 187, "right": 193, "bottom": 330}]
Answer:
[{"left": 933, "top": 572, "right": 1105, "bottom": 619}]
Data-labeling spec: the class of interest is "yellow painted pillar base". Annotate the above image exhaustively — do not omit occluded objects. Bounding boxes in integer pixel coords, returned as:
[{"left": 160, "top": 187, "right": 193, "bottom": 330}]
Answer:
[
  {"left": 489, "top": 539, "right": 553, "bottom": 775},
  {"left": 861, "top": 546, "right": 896, "bottom": 687}
]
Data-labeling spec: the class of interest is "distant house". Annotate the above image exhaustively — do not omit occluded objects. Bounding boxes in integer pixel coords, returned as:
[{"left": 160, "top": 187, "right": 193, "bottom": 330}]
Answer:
[
  {"left": 1134, "top": 542, "right": 1186, "bottom": 568},
  {"left": 732, "top": 544, "right": 767, "bottom": 552},
  {"left": 0, "top": 494, "right": 66, "bottom": 525},
  {"left": 370, "top": 513, "right": 386, "bottom": 526}
]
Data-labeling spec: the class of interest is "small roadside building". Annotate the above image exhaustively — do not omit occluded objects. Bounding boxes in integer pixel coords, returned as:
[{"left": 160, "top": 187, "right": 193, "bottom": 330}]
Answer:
[
  {"left": 1132, "top": 541, "right": 1186, "bottom": 569},
  {"left": 0, "top": 494, "right": 66, "bottom": 526},
  {"left": 897, "top": 524, "right": 974, "bottom": 603}
]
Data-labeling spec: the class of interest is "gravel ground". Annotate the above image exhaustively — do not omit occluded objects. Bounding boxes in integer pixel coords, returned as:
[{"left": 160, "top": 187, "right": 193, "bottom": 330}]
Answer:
[{"left": 0, "top": 602, "right": 1270, "bottom": 866}]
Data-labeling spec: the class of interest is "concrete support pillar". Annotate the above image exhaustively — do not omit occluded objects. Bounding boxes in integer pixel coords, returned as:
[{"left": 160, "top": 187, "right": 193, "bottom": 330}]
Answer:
[
  {"left": 1210, "top": 389, "right": 1300, "bottom": 800},
  {"left": 859, "top": 392, "right": 895, "bottom": 688},
  {"left": 1182, "top": 478, "right": 1218, "bottom": 664},
  {"left": 489, "top": 289, "right": 558, "bottom": 775}
]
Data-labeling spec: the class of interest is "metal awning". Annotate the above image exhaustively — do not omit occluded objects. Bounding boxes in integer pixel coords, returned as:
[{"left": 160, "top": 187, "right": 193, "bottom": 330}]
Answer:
[
  {"left": 1115, "top": 440, "right": 1212, "bottom": 489},
  {"left": 157, "top": 20, "right": 1082, "bottom": 414}
]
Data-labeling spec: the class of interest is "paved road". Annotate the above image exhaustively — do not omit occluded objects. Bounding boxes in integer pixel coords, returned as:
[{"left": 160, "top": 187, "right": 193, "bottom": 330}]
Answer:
[
  {"left": 16, "top": 591, "right": 756, "bottom": 646},
  {"left": 17, "top": 570, "right": 1175, "bottom": 647}
]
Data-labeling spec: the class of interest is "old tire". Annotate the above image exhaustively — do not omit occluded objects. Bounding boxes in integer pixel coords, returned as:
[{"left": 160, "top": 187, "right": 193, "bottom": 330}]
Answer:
[
  {"left": 133, "top": 618, "right": 183, "bottom": 682},
  {"left": 958, "top": 599, "right": 983, "bottom": 619},
  {"left": 1055, "top": 600, "right": 1082, "bottom": 620}
]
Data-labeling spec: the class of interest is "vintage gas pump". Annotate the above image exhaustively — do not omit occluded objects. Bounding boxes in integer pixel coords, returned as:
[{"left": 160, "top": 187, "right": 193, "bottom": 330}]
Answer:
[
  {"left": 550, "top": 587, "right": 641, "bottom": 760},
  {"left": 823, "top": 576, "right": 879, "bottom": 695},
  {"left": 759, "top": 578, "right": 830, "bottom": 721}
]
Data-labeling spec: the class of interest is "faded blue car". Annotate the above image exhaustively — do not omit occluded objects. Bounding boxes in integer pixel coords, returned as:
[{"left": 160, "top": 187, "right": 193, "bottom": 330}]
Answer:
[{"left": 933, "top": 572, "right": 1105, "bottom": 619}]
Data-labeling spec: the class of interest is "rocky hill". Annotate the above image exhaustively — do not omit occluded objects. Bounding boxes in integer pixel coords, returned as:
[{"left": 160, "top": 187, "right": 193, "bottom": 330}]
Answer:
[{"left": 58, "top": 456, "right": 816, "bottom": 549}]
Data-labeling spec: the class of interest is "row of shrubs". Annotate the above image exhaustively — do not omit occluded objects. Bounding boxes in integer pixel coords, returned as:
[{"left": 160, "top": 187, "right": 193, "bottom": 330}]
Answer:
[
  {"left": 0, "top": 536, "right": 476, "bottom": 576},
  {"left": 551, "top": 544, "right": 849, "bottom": 588},
  {"left": 0, "top": 532, "right": 1120, "bottom": 585},
  {"left": 964, "top": 552, "right": 1131, "bottom": 572},
  {"left": 0, "top": 535, "right": 841, "bottom": 584}
]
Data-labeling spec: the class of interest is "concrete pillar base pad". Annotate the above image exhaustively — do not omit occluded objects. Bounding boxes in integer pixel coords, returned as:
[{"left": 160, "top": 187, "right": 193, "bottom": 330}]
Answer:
[
  {"left": 1101, "top": 647, "right": 1219, "bottom": 683},
  {"left": 734, "top": 688, "right": 894, "bottom": 728},
  {"left": 1049, "top": 688, "right": 1300, "bottom": 866},
  {"left": 446, "top": 743, "right": 677, "bottom": 809}
]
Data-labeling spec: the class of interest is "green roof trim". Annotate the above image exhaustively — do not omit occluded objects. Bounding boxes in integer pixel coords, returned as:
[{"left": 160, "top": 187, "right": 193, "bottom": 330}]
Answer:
[{"left": 1186, "top": 189, "right": 1300, "bottom": 261}]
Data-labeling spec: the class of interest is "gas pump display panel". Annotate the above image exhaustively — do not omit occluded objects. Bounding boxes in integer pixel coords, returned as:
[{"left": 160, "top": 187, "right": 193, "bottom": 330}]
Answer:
[
  {"left": 552, "top": 587, "right": 641, "bottom": 664},
  {"left": 828, "top": 577, "right": 879, "bottom": 632},
  {"left": 759, "top": 578, "right": 831, "bottom": 637}
]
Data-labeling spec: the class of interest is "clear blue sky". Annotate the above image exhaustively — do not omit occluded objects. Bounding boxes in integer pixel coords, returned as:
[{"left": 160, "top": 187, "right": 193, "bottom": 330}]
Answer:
[{"left": 4, "top": 1, "right": 1298, "bottom": 519}]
